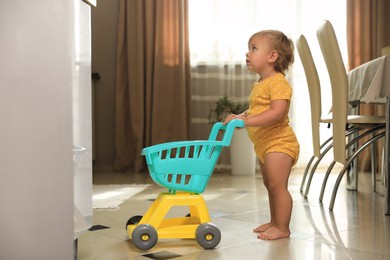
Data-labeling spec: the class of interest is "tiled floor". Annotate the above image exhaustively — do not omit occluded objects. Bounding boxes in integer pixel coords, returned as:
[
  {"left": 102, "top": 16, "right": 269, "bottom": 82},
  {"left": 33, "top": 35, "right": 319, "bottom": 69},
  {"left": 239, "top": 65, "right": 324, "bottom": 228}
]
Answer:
[{"left": 78, "top": 168, "right": 390, "bottom": 260}]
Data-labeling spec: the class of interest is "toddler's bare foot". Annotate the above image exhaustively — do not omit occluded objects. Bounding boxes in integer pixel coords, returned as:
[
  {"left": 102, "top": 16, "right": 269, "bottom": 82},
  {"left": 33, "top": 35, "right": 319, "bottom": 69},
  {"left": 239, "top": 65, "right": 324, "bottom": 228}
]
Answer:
[
  {"left": 257, "top": 226, "right": 290, "bottom": 240},
  {"left": 253, "top": 222, "right": 273, "bottom": 233}
]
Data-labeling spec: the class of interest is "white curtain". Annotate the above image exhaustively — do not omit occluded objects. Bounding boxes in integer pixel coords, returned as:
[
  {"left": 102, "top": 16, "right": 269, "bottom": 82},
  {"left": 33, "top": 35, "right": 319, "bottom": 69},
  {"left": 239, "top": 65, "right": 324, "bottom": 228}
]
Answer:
[{"left": 189, "top": 0, "right": 347, "bottom": 169}]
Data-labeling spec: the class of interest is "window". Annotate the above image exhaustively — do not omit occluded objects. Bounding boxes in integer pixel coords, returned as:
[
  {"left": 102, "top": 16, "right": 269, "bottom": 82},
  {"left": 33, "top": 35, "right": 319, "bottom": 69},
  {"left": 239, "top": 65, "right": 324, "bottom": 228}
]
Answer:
[
  {"left": 188, "top": 0, "right": 347, "bottom": 167},
  {"left": 189, "top": 0, "right": 347, "bottom": 65}
]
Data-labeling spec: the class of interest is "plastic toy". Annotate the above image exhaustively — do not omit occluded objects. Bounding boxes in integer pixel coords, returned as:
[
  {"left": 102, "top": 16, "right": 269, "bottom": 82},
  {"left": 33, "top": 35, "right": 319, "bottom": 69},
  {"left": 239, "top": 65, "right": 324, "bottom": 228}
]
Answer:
[{"left": 126, "top": 119, "right": 244, "bottom": 250}]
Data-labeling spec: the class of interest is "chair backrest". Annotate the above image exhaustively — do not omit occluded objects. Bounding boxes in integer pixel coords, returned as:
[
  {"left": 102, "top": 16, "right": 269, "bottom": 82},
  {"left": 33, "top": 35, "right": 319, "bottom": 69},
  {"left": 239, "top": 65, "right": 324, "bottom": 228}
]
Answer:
[
  {"left": 296, "top": 35, "right": 322, "bottom": 158},
  {"left": 316, "top": 20, "right": 348, "bottom": 164},
  {"left": 382, "top": 45, "right": 390, "bottom": 56}
]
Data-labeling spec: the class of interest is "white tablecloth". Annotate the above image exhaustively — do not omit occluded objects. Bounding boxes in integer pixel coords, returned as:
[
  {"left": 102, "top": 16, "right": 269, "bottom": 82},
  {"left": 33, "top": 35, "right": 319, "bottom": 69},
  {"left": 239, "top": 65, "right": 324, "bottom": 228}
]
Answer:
[{"left": 348, "top": 56, "right": 390, "bottom": 103}]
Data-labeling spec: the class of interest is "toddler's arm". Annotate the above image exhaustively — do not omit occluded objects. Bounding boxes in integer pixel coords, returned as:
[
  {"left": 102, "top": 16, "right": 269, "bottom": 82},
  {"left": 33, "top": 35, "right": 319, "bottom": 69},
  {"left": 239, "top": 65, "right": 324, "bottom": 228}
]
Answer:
[{"left": 246, "top": 99, "right": 288, "bottom": 127}]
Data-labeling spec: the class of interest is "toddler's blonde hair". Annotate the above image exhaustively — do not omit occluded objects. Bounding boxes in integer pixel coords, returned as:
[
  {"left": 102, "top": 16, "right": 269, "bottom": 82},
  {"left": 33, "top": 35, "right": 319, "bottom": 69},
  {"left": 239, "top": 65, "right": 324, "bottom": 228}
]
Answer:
[{"left": 250, "top": 30, "right": 294, "bottom": 75}]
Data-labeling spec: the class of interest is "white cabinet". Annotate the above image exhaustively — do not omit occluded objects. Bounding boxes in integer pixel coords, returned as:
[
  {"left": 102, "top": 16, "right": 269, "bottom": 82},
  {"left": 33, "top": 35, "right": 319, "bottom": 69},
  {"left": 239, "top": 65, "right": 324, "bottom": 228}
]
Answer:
[
  {"left": 0, "top": 0, "right": 93, "bottom": 259},
  {"left": 73, "top": 0, "right": 94, "bottom": 239}
]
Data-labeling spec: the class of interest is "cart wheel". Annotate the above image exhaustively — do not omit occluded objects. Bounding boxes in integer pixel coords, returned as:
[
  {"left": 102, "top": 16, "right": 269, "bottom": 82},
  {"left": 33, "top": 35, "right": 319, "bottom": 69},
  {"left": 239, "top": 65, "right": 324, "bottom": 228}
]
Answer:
[
  {"left": 126, "top": 215, "right": 143, "bottom": 230},
  {"left": 195, "top": 223, "right": 221, "bottom": 249},
  {"left": 131, "top": 224, "right": 158, "bottom": 250}
]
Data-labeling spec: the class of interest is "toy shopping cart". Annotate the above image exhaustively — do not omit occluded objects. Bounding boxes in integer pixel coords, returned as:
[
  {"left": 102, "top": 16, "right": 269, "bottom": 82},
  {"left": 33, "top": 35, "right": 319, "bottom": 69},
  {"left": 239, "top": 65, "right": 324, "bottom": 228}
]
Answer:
[{"left": 126, "top": 119, "right": 244, "bottom": 250}]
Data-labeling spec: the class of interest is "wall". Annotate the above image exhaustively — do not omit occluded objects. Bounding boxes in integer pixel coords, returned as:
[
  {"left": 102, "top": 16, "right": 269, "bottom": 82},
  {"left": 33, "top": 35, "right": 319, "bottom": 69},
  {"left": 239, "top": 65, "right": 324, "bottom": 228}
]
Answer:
[
  {"left": 0, "top": 1, "right": 75, "bottom": 259},
  {"left": 91, "top": 0, "right": 119, "bottom": 171}
]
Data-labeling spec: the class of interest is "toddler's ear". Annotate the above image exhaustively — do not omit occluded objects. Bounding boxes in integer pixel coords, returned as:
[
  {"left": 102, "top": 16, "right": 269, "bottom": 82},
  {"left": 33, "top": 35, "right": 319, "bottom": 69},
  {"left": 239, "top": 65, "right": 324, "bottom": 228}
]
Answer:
[{"left": 269, "top": 50, "right": 279, "bottom": 62}]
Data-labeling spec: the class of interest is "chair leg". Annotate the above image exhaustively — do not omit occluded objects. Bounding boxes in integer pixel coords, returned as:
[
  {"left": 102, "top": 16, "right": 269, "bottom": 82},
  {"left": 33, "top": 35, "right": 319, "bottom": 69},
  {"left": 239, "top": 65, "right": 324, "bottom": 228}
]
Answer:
[
  {"left": 301, "top": 136, "right": 333, "bottom": 194},
  {"left": 320, "top": 126, "right": 369, "bottom": 202},
  {"left": 370, "top": 132, "right": 377, "bottom": 192},
  {"left": 319, "top": 160, "right": 336, "bottom": 203},
  {"left": 305, "top": 127, "right": 361, "bottom": 198},
  {"left": 304, "top": 143, "right": 333, "bottom": 198},
  {"left": 346, "top": 158, "right": 359, "bottom": 191},
  {"left": 321, "top": 127, "right": 378, "bottom": 203},
  {"left": 346, "top": 130, "right": 359, "bottom": 191},
  {"left": 345, "top": 125, "right": 384, "bottom": 191},
  {"left": 381, "top": 145, "right": 385, "bottom": 188},
  {"left": 301, "top": 155, "right": 315, "bottom": 193},
  {"left": 329, "top": 131, "right": 385, "bottom": 211}
]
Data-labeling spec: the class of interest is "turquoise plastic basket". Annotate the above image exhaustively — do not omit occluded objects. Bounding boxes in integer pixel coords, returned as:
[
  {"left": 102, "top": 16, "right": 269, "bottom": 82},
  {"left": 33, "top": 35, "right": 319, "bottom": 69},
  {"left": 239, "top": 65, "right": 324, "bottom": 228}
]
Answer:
[{"left": 142, "top": 119, "right": 245, "bottom": 193}]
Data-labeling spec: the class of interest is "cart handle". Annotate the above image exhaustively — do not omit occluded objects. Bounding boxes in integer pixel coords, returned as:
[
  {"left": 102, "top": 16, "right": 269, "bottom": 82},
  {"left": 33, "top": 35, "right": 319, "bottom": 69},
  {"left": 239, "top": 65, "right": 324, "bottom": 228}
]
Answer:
[
  {"left": 208, "top": 119, "right": 245, "bottom": 146},
  {"left": 141, "top": 119, "right": 245, "bottom": 157},
  {"left": 141, "top": 140, "right": 222, "bottom": 156}
]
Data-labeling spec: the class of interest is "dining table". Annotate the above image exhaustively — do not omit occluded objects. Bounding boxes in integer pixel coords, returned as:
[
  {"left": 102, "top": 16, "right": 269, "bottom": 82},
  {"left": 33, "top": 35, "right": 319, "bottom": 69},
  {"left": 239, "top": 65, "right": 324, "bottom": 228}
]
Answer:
[{"left": 347, "top": 55, "right": 390, "bottom": 215}]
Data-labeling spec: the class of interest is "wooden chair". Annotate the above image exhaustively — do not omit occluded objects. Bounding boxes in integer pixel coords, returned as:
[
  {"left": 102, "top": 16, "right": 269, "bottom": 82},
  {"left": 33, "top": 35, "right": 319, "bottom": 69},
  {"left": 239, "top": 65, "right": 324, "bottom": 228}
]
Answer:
[{"left": 316, "top": 20, "right": 386, "bottom": 211}]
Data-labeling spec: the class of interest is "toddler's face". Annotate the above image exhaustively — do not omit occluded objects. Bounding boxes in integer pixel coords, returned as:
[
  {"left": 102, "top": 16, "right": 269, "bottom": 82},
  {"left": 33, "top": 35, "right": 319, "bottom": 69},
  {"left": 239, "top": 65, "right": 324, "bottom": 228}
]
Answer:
[{"left": 246, "top": 35, "right": 275, "bottom": 74}]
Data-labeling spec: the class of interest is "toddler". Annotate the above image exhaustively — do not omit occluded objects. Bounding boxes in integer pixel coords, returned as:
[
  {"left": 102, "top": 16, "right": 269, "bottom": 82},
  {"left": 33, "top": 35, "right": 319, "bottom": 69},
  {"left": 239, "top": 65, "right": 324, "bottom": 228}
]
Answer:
[{"left": 224, "top": 30, "right": 299, "bottom": 240}]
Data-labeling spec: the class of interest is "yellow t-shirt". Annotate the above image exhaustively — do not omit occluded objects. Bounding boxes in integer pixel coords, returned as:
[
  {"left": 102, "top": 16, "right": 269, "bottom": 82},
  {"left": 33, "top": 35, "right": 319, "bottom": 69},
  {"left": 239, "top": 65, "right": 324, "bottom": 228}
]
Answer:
[{"left": 246, "top": 73, "right": 299, "bottom": 164}]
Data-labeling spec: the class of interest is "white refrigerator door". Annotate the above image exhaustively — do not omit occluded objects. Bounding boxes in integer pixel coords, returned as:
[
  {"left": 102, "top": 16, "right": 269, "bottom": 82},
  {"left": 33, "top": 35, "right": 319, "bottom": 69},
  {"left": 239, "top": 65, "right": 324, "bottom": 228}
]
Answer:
[{"left": 73, "top": 0, "right": 93, "bottom": 239}]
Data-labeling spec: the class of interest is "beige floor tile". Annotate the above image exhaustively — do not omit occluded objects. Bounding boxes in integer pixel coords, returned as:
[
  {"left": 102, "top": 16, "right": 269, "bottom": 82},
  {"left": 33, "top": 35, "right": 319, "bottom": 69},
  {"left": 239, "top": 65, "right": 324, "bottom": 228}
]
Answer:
[{"left": 78, "top": 169, "right": 390, "bottom": 260}]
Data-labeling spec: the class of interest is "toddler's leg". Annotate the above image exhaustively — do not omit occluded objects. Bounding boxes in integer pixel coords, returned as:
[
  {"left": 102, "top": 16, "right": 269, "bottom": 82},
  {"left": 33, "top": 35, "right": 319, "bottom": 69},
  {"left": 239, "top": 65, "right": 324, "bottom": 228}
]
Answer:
[
  {"left": 253, "top": 160, "right": 275, "bottom": 233},
  {"left": 257, "top": 152, "right": 293, "bottom": 240}
]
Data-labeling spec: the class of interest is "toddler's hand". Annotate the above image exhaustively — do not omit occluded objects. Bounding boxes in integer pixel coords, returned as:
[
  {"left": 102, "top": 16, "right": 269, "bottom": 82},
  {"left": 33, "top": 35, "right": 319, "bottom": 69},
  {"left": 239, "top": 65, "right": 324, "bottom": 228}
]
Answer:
[
  {"left": 223, "top": 114, "right": 247, "bottom": 127},
  {"left": 223, "top": 114, "right": 237, "bottom": 125}
]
